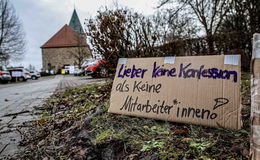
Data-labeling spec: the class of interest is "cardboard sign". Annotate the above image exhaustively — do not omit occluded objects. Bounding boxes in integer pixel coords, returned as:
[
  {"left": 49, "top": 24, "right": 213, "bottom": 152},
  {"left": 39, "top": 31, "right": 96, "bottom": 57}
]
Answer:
[
  {"left": 108, "top": 55, "right": 241, "bottom": 130},
  {"left": 11, "top": 71, "right": 22, "bottom": 77}
]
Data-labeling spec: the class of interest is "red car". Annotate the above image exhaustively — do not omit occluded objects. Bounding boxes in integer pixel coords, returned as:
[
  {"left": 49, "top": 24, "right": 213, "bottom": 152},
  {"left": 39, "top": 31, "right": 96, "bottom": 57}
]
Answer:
[{"left": 84, "top": 59, "right": 108, "bottom": 78}]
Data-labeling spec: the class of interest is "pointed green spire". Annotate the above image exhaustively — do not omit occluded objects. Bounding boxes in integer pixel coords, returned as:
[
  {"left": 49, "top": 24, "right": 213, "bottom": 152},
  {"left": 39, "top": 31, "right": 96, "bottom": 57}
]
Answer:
[{"left": 69, "top": 9, "right": 83, "bottom": 33}]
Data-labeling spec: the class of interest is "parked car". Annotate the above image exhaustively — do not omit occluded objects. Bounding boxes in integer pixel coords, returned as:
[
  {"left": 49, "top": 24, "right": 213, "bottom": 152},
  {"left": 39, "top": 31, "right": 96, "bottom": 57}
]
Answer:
[
  {"left": 81, "top": 59, "right": 96, "bottom": 68},
  {"left": 8, "top": 67, "right": 31, "bottom": 82},
  {"left": 29, "top": 70, "right": 41, "bottom": 80},
  {"left": 0, "top": 66, "right": 11, "bottom": 84},
  {"left": 84, "top": 59, "right": 108, "bottom": 78},
  {"left": 74, "top": 69, "right": 85, "bottom": 76}
]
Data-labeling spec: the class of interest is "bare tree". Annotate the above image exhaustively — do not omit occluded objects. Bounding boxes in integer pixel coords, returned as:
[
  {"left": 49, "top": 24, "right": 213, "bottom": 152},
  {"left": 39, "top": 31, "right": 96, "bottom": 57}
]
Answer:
[
  {"left": 158, "top": 0, "right": 231, "bottom": 53},
  {"left": 85, "top": 8, "right": 159, "bottom": 70},
  {"left": 219, "top": 0, "right": 260, "bottom": 35},
  {"left": 28, "top": 64, "right": 35, "bottom": 71},
  {"left": 69, "top": 33, "right": 91, "bottom": 68},
  {"left": 216, "top": 0, "right": 260, "bottom": 60},
  {"left": 0, "top": 0, "right": 26, "bottom": 63},
  {"left": 151, "top": 10, "right": 199, "bottom": 44}
]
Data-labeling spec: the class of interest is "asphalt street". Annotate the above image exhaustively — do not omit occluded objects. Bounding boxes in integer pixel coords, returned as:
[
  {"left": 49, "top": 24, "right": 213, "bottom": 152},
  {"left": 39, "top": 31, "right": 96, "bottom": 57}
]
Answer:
[{"left": 0, "top": 75, "right": 106, "bottom": 159}]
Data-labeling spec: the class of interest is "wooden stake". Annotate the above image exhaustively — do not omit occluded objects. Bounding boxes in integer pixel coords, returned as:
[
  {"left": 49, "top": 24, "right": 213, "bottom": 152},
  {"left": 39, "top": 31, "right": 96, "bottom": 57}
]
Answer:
[{"left": 251, "top": 33, "right": 260, "bottom": 159}]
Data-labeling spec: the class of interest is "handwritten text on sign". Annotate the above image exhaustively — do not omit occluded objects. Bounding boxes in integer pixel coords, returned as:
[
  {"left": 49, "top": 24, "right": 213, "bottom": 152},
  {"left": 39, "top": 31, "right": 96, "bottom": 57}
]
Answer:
[
  {"left": 117, "top": 62, "right": 238, "bottom": 82},
  {"left": 108, "top": 56, "right": 241, "bottom": 130}
]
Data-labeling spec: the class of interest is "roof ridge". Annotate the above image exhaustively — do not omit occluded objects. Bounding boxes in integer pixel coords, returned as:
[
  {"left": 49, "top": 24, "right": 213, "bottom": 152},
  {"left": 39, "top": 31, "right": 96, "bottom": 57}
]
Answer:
[{"left": 41, "top": 24, "right": 87, "bottom": 48}]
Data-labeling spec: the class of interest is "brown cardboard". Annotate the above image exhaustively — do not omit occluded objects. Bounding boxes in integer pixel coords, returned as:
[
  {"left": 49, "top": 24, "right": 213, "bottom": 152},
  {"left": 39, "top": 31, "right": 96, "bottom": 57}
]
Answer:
[{"left": 108, "top": 55, "right": 241, "bottom": 130}]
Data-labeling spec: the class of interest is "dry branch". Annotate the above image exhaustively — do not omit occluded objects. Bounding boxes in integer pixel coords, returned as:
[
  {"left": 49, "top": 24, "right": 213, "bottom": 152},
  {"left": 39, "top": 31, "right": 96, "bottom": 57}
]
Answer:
[{"left": 2, "top": 110, "right": 30, "bottom": 117}]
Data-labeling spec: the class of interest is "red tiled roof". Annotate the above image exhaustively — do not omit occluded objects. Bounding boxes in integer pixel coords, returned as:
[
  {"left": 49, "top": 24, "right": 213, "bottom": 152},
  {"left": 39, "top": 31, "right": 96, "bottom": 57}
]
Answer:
[{"left": 41, "top": 24, "right": 87, "bottom": 48}]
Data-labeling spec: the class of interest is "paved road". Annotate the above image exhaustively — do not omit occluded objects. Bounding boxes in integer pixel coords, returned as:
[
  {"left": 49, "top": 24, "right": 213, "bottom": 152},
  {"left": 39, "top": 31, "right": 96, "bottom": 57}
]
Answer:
[{"left": 0, "top": 75, "right": 106, "bottom": 159}]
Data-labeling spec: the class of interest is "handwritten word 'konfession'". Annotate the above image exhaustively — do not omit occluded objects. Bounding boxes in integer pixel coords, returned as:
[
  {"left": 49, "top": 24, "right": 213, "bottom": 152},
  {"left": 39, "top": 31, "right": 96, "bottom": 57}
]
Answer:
[{"left": 117, "top": 62, "right": 238, "bottom": 82}]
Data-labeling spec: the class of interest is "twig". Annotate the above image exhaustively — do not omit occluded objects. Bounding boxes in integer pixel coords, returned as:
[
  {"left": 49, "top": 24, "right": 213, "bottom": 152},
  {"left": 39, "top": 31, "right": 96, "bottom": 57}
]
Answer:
[
  {"left": 7, "top": 116, "right": 16, "bottom": 124},
  {"left": 0, "top": 143, "right": 9, "bottom": 155},
  {"left": 0, "top": 129, "right": 15, "bottom": 134},
  {"left": 2, "top": 110, "right": 30, "bottom": 117},
  {"left": 0, "top": 125, "right": 5, "bottom": 131},
  {"left": 16, "top": 127, "right": 24, "bottom": 139},
  {"left": 76, "top": 107, "right": 95, "bottom": 118}
]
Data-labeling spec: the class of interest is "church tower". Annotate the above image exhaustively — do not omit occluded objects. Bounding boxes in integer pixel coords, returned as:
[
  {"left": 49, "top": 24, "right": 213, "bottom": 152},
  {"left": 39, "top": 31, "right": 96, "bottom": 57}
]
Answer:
[
  {"left": 69, "top": 9, "right": 84, "bottom": 33},
  {"left": 41, "top": 9, "right": 91, "bottom": 74}
]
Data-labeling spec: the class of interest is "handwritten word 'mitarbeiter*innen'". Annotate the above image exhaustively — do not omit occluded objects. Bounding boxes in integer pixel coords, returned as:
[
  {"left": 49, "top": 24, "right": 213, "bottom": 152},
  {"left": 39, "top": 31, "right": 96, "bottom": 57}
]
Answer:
[{"left": 117, "top": 62, "right": 238, "bottom": 83}]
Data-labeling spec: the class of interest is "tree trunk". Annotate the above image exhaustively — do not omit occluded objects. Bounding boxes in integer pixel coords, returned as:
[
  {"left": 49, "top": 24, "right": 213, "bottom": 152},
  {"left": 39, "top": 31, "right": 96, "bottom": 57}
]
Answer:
[{"left": 206, "top": 34, "right": 215, "bottom": 55}]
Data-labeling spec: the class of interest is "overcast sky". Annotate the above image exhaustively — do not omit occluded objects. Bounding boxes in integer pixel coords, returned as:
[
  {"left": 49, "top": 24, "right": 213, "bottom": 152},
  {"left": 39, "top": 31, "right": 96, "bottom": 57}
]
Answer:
[{"left": 9, "top": 0, "right": 159, "bottom": 70}]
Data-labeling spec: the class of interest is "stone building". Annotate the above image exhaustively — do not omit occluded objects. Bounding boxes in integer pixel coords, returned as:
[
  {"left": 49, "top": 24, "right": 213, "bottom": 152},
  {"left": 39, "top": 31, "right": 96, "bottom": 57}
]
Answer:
[{"left": 41, "top": 9, "right": 91, "bottom": 74}]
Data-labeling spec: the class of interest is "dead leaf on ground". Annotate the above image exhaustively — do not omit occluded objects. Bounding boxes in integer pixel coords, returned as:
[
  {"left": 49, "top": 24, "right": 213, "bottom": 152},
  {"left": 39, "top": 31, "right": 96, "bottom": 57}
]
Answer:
[{"left": 174, "top": 129, "right": 189, "bottom": 135}]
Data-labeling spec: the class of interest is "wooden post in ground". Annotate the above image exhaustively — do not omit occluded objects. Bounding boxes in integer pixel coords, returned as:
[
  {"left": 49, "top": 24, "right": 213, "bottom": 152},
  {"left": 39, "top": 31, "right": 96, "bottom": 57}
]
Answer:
[{"left": 251, "top": 33, "right": 260, "bottom": 159}]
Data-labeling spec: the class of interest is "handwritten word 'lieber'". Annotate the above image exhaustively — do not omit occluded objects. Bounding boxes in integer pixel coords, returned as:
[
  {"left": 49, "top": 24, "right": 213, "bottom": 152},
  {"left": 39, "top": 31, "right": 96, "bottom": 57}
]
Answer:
[
  {"left": 120, "top": 96, "right": 173, "bottom": 114},
  {"left": 117, "top": 64, "right": 147, "bottom": 78}
]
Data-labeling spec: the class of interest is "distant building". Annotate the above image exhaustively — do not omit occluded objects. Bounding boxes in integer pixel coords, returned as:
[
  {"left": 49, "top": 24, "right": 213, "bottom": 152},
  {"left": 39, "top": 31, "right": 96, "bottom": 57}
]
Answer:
[{"left": 41, "top": 9, "right": 91, "bottom": 74}]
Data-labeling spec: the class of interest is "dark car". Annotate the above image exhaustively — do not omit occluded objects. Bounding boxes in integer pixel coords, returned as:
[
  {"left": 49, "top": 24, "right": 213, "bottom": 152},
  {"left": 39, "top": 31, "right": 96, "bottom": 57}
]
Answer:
[
  {"left": 84, "top": 59, "right": 108, "bottom": 78},
  {"left": 0, "top": 66, "right": 11, "bottom": 84}
]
